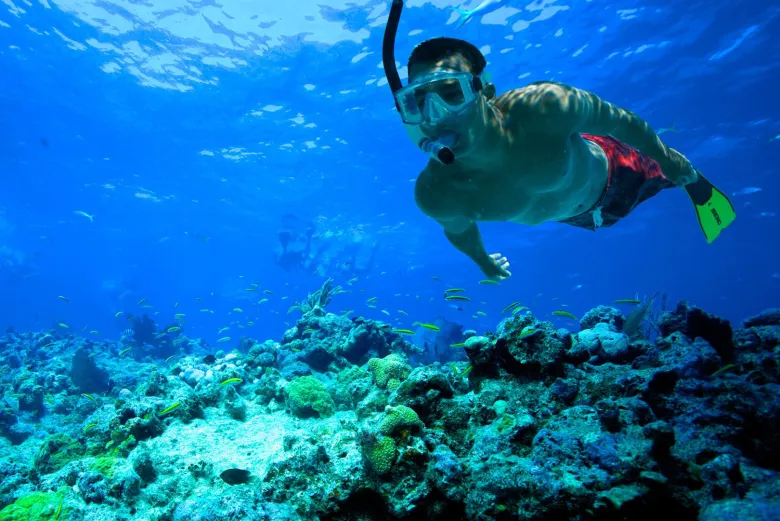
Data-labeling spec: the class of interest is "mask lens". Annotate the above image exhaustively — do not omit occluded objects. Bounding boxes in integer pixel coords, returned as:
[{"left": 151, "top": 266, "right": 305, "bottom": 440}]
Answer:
[{"left": 413, "top": 78, "right": 466, "bottom": 111}]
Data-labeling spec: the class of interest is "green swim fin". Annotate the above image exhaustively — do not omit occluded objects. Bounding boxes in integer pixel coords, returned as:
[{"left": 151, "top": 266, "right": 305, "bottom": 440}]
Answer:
[{"left": 683, "top": 171, "right": 736, "bottom": 244}]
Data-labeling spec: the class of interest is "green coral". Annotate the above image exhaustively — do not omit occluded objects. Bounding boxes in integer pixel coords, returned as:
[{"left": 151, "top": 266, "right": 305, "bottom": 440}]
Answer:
[
  {"left": 90, "top": 456, "right": 116, "bottom": 479},
  {"left": 33, "top": 434, "right": 85, "bottom": 475},
  {"left": 365, "top": 436, "right": 396, "bottom": 475},
  {"left": 367, "top": 354, "right": 410, "bottom": 390},
  {"left": 495, "top": 413, "right": 517, "bottom": 434},
  {"left": 379, "top": 405, "right": 424, "bottom": 436},
  {"left": 285, "top": 376, "right": 335, "bottom": 419},
  {"left": 0, "top": 488, "right": 66, "bottom": 520}
]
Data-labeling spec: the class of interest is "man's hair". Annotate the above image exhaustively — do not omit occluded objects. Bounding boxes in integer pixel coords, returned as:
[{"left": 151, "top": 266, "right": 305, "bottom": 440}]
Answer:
[{"left": 407, "top": 37, "right": 486, "bottom": 76}]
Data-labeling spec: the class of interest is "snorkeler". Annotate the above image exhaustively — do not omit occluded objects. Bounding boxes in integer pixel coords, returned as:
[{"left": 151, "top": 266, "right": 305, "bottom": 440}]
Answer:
[
  {"left": 381, "top": 0, "right": 736, "bottom": 280},
  {"left": 276, "top": 218, "right": 314, "bottom": 271}
]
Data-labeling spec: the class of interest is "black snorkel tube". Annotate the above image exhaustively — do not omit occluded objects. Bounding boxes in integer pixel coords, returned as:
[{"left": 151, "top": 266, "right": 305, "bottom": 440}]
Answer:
[{"left": 382, "top": 0, "right": 456, "bottom": 165}]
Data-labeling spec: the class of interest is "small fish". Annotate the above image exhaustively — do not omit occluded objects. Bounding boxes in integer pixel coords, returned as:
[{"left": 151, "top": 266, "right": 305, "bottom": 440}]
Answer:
[
  {"left": 218, "top": 327, "right": 230, "bottom": 334},
  {"left": 613, "top": 299, "right": 641, "bottom": 305},
  {"left": 518, "top": 326, "right": 537, "bottom": 339},
  {"left": 73, "top": 210, "right": 95, "bottom": 222},
  {"left": 450, "top": 342, "right": 466, "bottom": 348},
  {"left": 264, "top": 290, "right": 274, "bottom": 295},
  {"left": 501, "top": 302, "right": 520, "bottom": 314},
  {"left": 258, "top": 298, "right": 268, "bottom": 304},
  {"left": 173, "top": 338, "right": 185, "bottom": 345},
  {"left": 138, "top": 297, "right": 147, "bottom": 305},
  {"left": 478, "top": 279, "right": 499, "bottom": 285},
  {"left": 381, "top": 309, "right": 390, "bottom": 315},
  {"left": 175, "top": 313, "right": 186, "bottom": 318},
  {"left": 415, "top": 322, "right": 440, "bottom": 332},
  {"left": 366, "top": 297, "right": 378, "bottom": 303},
  {"left": 217, "top": 336, "right": 231, "bottom": 343},
  {"left": 656, "top": 122, "right": 678, "bottom": 135},
  {"left": 119, "top": 346, "right": 133, "bottom": 356},
  {"left": 552, "top": 310, "right": 578, "bottom": 321},
  {"left": 165, "top": 355, "right": 177, "bottom": 362},
  {"left": 732, "top": 187, "right": 762, "bottom": 197},
  {"left": 159, "top": 402, "right": 181, "bottom": 416},
  {"left": 221, "top": 377, "right": 243, "bottom": 386},
  {"left": 90, "top": 330, "right": 99, "bottom": 335},
  {"left": 444, "top": 288, "right": 466, "bottom": 294},
  {"left": 445, "top": 295, "right": 471, "bottom": 301},
  {"left": 115, "top": 312, "right": 123, "bottom": 318},
  {"left": 347, "top": 277, "right": 359, "bottom": 285},
  {"left": 512, "top": 306, "right": 529, "bottom": 315},
  {"left": 452, "top": 0, "right": 508, "bottom": 28},
  {"left": 476, "top": 311, "right": 487, "bottom": 317},
  {"left": 58, "top": 295, "right": 70, "bottom": 303},
  {"left": 58, "top": 323, "right": 69, "bottom": 329},
  {"left": 233, "top": 308, "right": 243, "bottom": 313},
  {"left": 81, "top": 393, "right": 97, "bottom": 403},
  {"left": 393, "top": 328, "right": 415, "bottom": 335},
  {"left": 245, "top": 287, "right": 256, "bottom": 292},
  {"left": 167, "top": 326, "right": 182, "bottom": 333}
]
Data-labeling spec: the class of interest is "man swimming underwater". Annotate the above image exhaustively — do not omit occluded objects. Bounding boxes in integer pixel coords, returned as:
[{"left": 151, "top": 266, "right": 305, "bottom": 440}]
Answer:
[{"left": 381, "top": 0, "right": 736, "bottom": 280}]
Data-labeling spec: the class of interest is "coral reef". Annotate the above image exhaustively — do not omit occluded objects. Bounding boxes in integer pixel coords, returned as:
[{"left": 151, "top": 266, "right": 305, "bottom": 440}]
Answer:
[{"left": 0, "top": 302, "right": 777, "bottom": 521}]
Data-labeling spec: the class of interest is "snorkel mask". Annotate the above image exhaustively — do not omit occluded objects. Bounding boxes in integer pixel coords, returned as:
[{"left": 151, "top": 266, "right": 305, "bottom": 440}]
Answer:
[{"left": 382, "top": 0, "right": 489, "bottom": 165}]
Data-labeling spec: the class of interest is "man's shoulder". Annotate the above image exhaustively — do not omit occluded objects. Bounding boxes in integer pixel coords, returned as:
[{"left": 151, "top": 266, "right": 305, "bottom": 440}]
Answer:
[{"left": 496, "top": 81, "right": 582, "bottom": 133}]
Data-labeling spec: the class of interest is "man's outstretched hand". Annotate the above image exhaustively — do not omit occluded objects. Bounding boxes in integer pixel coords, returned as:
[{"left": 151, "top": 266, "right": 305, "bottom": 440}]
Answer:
[{"left": 481, "top": 252, "right": 512, "bottom": 281}]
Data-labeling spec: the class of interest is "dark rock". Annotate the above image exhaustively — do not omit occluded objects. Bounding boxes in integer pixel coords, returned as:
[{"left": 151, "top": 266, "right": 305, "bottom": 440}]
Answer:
[
  {"left": 643, "top": 421, "right": 675, "bottom": 459},
  {"left": 659, "top": 301, "right": 734, "bottom": 360},
  {"left": 70, "top": 348, "right": 110, "bottom": 393}
]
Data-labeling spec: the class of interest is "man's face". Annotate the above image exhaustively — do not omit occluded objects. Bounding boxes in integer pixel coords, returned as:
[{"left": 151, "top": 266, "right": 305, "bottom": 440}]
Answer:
[{"left": 408, "top": 53, "right": 485, "bottom": 151}]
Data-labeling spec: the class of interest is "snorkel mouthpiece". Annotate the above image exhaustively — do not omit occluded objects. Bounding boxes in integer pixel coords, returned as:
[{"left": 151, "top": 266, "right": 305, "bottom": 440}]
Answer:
[
  {"left": 382, "top": 0, "right": 457, "bottom": 165},
  {"left": 419, "top": 132, "right": 456, "bottom": 165}
]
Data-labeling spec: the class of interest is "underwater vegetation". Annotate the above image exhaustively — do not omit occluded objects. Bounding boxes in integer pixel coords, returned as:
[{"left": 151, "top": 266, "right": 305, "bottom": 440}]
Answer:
[{"left": 0, "top": 281, "right": 778, "bottom": 521}]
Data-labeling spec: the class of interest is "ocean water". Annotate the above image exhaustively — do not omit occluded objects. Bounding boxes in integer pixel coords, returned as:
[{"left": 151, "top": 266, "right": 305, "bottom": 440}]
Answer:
[{"left": 1, "top": 0, "right": 779, "bottom": 520}]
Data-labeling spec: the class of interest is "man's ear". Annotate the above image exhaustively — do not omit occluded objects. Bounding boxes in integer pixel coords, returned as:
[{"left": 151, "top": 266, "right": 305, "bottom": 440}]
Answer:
[{"left": 481, "top": 82, "right": 496, "bottom": 100}]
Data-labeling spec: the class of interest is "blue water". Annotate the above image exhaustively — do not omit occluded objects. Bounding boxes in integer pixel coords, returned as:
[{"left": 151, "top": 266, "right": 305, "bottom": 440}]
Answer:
[{"left": 1, "top": 0, "right": 778, "bottom": 344}]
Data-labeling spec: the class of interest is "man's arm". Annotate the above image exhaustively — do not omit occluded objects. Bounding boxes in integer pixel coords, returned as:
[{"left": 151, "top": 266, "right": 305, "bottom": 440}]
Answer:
[
  {"left": 439, "top": 219, "right": 495, "bottom": 273},
  {"left": 414, "top": 174, "right": 499, "bottom": 275},
  {"left": 518, "top": 82, "right": 698, "bottom": 186}
]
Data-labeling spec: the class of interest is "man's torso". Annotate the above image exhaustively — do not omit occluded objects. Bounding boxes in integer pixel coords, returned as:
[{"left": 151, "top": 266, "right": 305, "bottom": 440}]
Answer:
[{"left": 416, "top": 85, "right": 610, "bottom": 226}]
